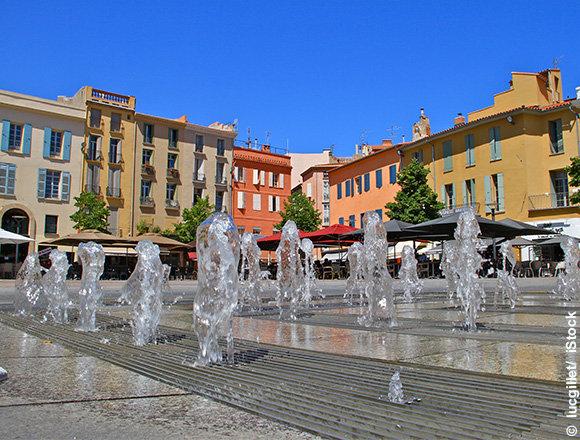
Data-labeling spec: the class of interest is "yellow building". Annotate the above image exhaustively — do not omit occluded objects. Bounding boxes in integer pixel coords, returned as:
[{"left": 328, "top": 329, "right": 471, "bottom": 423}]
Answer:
[{"left": 401, "top": 69, "right": 580, "bottom": 237}]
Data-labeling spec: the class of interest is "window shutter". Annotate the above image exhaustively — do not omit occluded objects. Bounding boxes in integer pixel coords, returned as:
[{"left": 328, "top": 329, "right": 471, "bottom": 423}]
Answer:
[
  {"left": 484, "top": 175, "right": 492, "bottom": 213},
  {"left": 497, "top": 173, "right": 505, "bottom": 211},
  {"left": 7, "top": 164, "right": 15, "bottom": 195},
  {"left": 556, "top": 119, "right": 563, "bottom": 152},
  {"left": 494, "top": 127, "right": 502, "bottom": 159},
  {"left": 337, "top": 182, "right": 342, "bottom": 199},
  {"left": 279, "top": 174, "right": 284, "bottom": 188},
  {"left": 268, "top": 195, "right": 273, "bottom": 212},
  {"left": 253, "top": 194, "right": 261, "bottom": 211},
  {"left": 306, "top": 183, "right": 312, "bottom": 197},
  {"left": 465, "top": 134, "right": 474, "bottom": 166},
  {"left": 268, "top": 172, "right": 273, "bottom": 187},
  {"left": 114, "top": 169, "right": 121, "bottom": 189},
  {"left": 462, "top": 180, "right": 468, "bottom": 206},
  {"left": 260, "top": 170, "right": 265, "bottom": 186},
  {"left": 63, "top": 130, "right": 72, "bottom": 161},
  {"left": 376, "top": 170, "right": 382, "bottom": 188},
  {"left": 96, "top": 136, "right": 103, "bottom": 159},
  {"left": 364, "top": 173, "right": 370, "bottom": 192},
  {"left": 338, "top": 217, "right": 344, "bottom": 225},
  {"left": 43, "top": 128, "right": 51, "bottom": 158},
  {"left": 275, "top": 196, "right": 280, "bottom": 211},
  {"left": 237, "top": 191, "right": 245, "bottom": 209},
  {"left": 470, "top": 179, "right": 476, "bottom": 206},
  {"left": 443, "top": 141, "right": 452, "bottom": 171},
  {"left": 61, "top": 172, "right": 70, "bottom": 201},
  {"left": 233, "top": 166, "right": 238, "bottom": 182},
  {"left": 253, "top": 169, "right": 259, "bottom": 184},
  {"left": 451, "top": 183, "right": 456, "bottom": 208},
  {"left": 350, "top": 178, "right": 354, "bottom": 196},
  {"left": 37, "top": 168, "right": 47, "bottom": 198},
  {"left": 118, "top": 140, "right": 122, "bottom": 158},
  {"left": 22, "top": 124, "right": 32, "bottom": 156},
  {"left": 440, "top": 185, "right": 446, "bottom": 206},
  {"left": 1, "top": 120, "right": 9, "bottom": 151}
]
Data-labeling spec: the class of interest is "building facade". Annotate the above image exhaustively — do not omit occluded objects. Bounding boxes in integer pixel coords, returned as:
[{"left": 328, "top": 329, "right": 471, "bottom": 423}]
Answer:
[
  {"left": 301, "top": 164, "right": 338, "bottom": 226},
  {"left": 328, "top": 142, "right": 401, "bottom": 228},
  {"left": 401, "top": 69, "right": 580, "bottom": 237},
  {"left": 0, "top": 89, "right": 85, "bottom": 267},
  {"left": 232, "top": 145, "right": 291, "bottom": 236}
]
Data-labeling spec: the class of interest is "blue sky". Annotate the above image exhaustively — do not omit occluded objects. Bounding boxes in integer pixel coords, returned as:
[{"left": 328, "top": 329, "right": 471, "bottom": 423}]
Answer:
[{"left": 2, "top": 1, "right": 579, "bottom": 156}]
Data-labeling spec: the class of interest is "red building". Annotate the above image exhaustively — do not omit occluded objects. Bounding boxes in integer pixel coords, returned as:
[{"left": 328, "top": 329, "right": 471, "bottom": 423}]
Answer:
[{"left": 232, "top": 145, "right": 292, "bottom": 236}]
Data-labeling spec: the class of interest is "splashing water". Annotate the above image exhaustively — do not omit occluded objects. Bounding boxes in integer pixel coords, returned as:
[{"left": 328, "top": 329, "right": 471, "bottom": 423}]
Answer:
[
  {"left": 387, "top": 371, "right": 405, "bottom": 404},
  {"left": 495, "top": 240, "right": 519, "bottom": 308},
  {"left": 358, "top": 211, "right": 395, "bottom": 327},
  {"left": 121, "top": 240, "right": 164, "bottom": 346},
  {"left": 162, "top": 264, "right": 172, "bottom": 294},
  {"left": 441, "top": 241, "right": 459, "bottom": 301},
  {"left": 15, "top": 252, "right": 43, "bottom": 316},
  {"left": 276, "top": 221, "right": 304, "bottom": 320},
  {"left": 42, "top": 249, "right": 71, "bottom": 323},
  {"left": 399, "top": 245, "right": 423, "bottom": 303},
  {"left": 345, "top": 242, "right": 365, "bottom": 304},
  {"left": 76, "top": 242, "right": 105, "bottom": 332},
  {"left": 553, "top": 236, "right": 580, "bottom": 300},
  {"left": 453, "top": 210, "right": 485, "bottom": 331},
  {"left": 193, "top": 213, "right": 240, "bottom": 366},
  {"left": 301, "top": 238, "right": 321, "bottom": 306},
  {"left": 239, "top": 232, "right": 264, "bottom": 310}
]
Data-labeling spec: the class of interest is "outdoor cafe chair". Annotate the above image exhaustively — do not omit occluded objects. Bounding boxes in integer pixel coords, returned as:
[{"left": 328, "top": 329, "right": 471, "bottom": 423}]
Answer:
[{"left": 530, "top": 260, "right": 542, "bottom": 277}]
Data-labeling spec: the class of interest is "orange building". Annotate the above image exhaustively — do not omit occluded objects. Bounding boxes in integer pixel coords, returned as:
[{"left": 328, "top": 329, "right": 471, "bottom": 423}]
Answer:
[
  {"left": 328, "top": 141, "right": 401, "bottom": 228},
  {"left": 301, "top": 164, "right": 340, "bottom": 226},
  {"left": 232, "top": 145, "right": 291, "bottom": 236}
]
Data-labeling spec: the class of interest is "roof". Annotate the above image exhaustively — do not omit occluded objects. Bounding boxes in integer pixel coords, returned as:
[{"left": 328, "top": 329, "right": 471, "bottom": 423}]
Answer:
[
  {"left": 327, "top": 143, "right": 404, "bottom": 175},
  {"left": 402, "top": 100, "right": 574, "bottom": 152},
  {"left": 300, "top": 163, "right": 341, "bottom": 179}
]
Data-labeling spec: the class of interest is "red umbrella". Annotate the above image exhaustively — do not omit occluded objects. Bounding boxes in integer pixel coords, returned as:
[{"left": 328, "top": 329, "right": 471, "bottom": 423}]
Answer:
[{"left": 257, "top": 224, "right": 357, "bottom": 250}]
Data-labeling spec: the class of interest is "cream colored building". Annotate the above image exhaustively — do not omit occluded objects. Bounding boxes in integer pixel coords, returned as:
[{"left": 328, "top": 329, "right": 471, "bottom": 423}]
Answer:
[{"left": 0, "top": 89, "right": 85, "bottom": 268}]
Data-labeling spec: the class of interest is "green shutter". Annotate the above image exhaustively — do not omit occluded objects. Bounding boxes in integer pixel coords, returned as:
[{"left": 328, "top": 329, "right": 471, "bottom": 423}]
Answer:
[
  {"left": 451, "top": 183, "right": 456, "bottom": 208},
  {"left": 556, "top": 119, "right": 563, "bottom": 153},
  {"left": 465, "top": 134, "right": 474, "bottom": 166},
  {"left": 22, "top": 124, "right": 32, "bottom": 156},
  {"left": 494, "top": 127, "right": 502, "bottom": 159},
  {"left": 497, "top": 173, "right": 505, "bottom": 211},
  {"left": 63, "top": 131, "right": 72, "bottom": 161},
  {"left": 490, "top": 127, "right": 502, "bottom": 160},
  {"left": 37, "top": 168, "right": 47, "bottom": 198},
  {"left": 440, "top": 184, "right": 446, "bottom": 206},
  {"left": 1, "top": 120, "right": 10, "bottom": 152},
  {"left": 462, "top": 180, "right": 468, "bottom": 206},
  {"left": 443, "top": 141, "right": 453, "bottom": 171},
  {"left": 43, "top": 128, "right": 51, "bottom": 158},
  {"left": 61, "top": 171, "right": 70, "bottom": 201},
  {"left": 484, "top": 175, "right": 492, "bottom": 213},
  {"left": 470, "top": 179, "right": 476, "bottom": 207}
]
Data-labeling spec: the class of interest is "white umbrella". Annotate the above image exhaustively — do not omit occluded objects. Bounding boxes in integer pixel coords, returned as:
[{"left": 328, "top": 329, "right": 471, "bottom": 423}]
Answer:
[{"left": 0, "top": 228, "right": 33, "bottom": 244}]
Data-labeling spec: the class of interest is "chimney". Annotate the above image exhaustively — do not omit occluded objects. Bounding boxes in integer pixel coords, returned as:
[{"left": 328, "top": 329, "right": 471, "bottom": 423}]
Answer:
[
  {"left": 576, "top": 86, "right": 580, "bottom": 100},
  {"left": 454, "top": 112, "right": 466, "bottom": 126},
  {"left": 381, "top": 139, "right": 393, "bottom": 147},
  {"left": 261, "top": 144, "right": 271, "bottom": 152}
]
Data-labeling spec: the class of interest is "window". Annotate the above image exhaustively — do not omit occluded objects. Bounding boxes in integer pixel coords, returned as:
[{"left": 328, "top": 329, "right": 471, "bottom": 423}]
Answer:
[
  {"left": 484, "top": 173, "right": 504, "bottom": 212},
  {"left": 89, "top": 109, "right": 101, "bottom": 128},
  {"left": 215, "top": 191, "right": 224, "bottom": 211},
  {"left": 356, "top": 176, "right": 362, "bottom": 194},
  {"left": 195, "top": 134, "right": 204, "bottom": 152},
  {"left": 337, "top": 182, "right": 342, "bottom": 199},
  {"left": 389, "top": 165, "right": 397, "bottom": 184},
  {"left": 169, "top": 128, "right": 178, "bottom": 149},
  {"left": 86, "top": 164, "right": 100, "bottom": 193},
  {"left": 375, "top": 209, "right": 383, "bottom": 222},
  {"left": 8, "top": 123, "right": 22, "bottom": 150},
  {"left": 111, "top": 113, "right": 121, "bottom": 132},
  {"left": 107, "top": 169, "right": 121, "bottom": 197},
  {"left": 140, "top": 179, "right": 152, "bottom": 198},
  {"left": 268, "top": 195, "right": 280, "bottom": 212},
  {"left": 465, "top": 134, "right": 475, "bottom": 166},
  {"left": 323, "top": 204, "right": 330, "bottom": 225},
  {"left": 88, "top": 135, "right": 100, "bottom": 160},
  {"left": 167, "top": 153, "right": 178, "bottom": 169},
  {"left": 348, "top": 215, "right": 355, "bottom": 227},
  {"left": 252, "top": 227, "right": 261, "bottom": 235},
  {"left": 144, "top": 124, "right": 154, "bottom": 144},
  {"left": 50, "top": 130, "right": 62, "bottom": 157},
  {"left": 442, "top": 183, "right": 455, "bottom": 209},
  {"left": 109, "top": 139, "right": 121, "bottom": 163},
  {"left": 345, "top": 180, "right": 351, "bottom": 197},
  {"left": 166, "top": 183, "right": 177, "bottom": 200},
  {"left": 253, "top": 194, "right": 261, "bottom": 211},
  {"left": 194, "top": 158, "right": 204, "bottom": 180},
  {"left": 548, "top": 119, "right": 564, "bottom": 154},
  {"left": 271, "top": 172, "right": 280, "bottom": 188},
  {"left": 193, "top": 187, "right": 203, "bottom": 203},
  {"left": 44, "top": 170, "right": 61, "bottom": 199},
  {"left": 363, "top": 173, "right": 370, "bottom": 192},
  {"left": 306, "top": 182, "right": 312, "bottom": 198},
  {"left": 463, "top": 179, "right": 476, "bottom": 207},
  {"left": 350, "top": 178, "right": 354, "bottom": 197},
  {"left": 0, "top": 163, "right": 16, "bottom": 195},
  {"left": 412, "top": 150, "right": 424, "bottom": 163},
  {"left": 237, "top": 191, "right": 246, "bottom": 209},
  {"left": 45, "top": 215, "right": 58, "bottom": 234},
  {"left": 234, "top": 166, "right": 245, "bottom": 182},
  {"left": 443, "top": 141, "right": 453, "bottom": 172},
  {"left": 216, "top": 162, "right": 225, "bottom": 183},
  {"left": 338, "top": 217, "right": 344, "bottom": 225},
  {"left": 551, "top": 171, "right": 569, "bottom": 207},
  {"left": 142, "top": 149, "right": 153, "bottom": 165},
  {"left": 489, "top": 126, "right": 502, "bottom": 161},
  {"left": 217, "top": 138, "right": 225, "bottom": 156},
  {"left": 375, "top": 170, "right": 383, "bottom": 188}
]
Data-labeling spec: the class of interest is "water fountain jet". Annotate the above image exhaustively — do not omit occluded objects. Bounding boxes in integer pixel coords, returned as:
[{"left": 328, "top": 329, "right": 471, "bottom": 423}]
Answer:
[
  {"left": 399, "top": 245, "right": 423, "bottom": 303},
  {"left": 275, "top": 221, "right": 303, "bottom": 320},
  {"left": 553, "top": 236, "right": 580, "bottom": 300},
  {"left": 42, "top": 249, "right": 71, "bottom": 323},
  {"left": 15, "top": 252, "right": 43, "bottom": 316},
  {"left": 300, "top": 238, "right": 321, "bottom": 306},
  {"left": 495, "top": 240, "right": 519, "bottom": 308},
  {"left": 239, "top": 232, "right": 265, "bottom": 310},
  {"left": 76, "top": 241, "right": 105, "bottom": 332},
  {"left": 344, "top": 242, "right": 364, "bottom": 304}
]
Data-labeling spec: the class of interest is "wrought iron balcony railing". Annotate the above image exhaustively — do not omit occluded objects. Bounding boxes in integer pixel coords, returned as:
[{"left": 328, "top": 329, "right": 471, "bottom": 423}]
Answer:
[
  {"left": 84, "top": 184, "right": 101, "bottom": 195},
  {"left": 165, "top": 199, "right": 180, "bottom": 209},
  {"left": 528, "top": 192, "right": 572, "bottom": 211},
  {"left": 140, "top": 196, "right": 155, "bottom": 207},
  {"left": 193, "top": 172, "right": 206, "bottom": 183},
  {"left": 106, "top": 187, "right": 122, "bottom": 198}
]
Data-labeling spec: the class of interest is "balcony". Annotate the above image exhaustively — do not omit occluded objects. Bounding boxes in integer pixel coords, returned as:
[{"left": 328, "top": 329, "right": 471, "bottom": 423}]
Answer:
[
  {"left": 141, "top": 164, "right": 155, "bottom": 176},
  {"left": 165, "top": 199, "right": 180, "bottom": 210},
  {"left": 108, "top": 153, "right": 123, "bottom": 166},
  {"left": 85, "top": 149, "right": 102, "bottom": 162},
  {"left": 84, "top": 184, "right": 101, "bottom": 195},
  {"left": 439, "top": 202, "right": 480, "bottom": 216},
  {"left": 193, "top": 172, "right": 206, "bottom": 184},
  {"left": 88, "top": 120, "right": 104, "bottom": 132},
  {"left": 140, "top": 196, "right": 155, "bottom": 208},
  {"left": 91, "top": 88, "right": 134, "bottom": 108},
  {"left": 167, "top": 168, "right": 180, "bottom": 179},
  {"left": 110, "top": 124, "right": 124, "bottom": 137},
  {"left": 528, "top": 192, "right": 573, "bottom": 211},
  {"left": 106, "top": 187, "right": 122, "bottom": 198},
  {"left": 215, "top": 175, "right": 228, "bottom": 186}
]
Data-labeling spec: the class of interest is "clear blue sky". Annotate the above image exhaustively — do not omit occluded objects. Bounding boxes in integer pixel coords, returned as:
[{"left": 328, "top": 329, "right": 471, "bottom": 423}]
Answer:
[{"left": 3, "top": 1, "right": 579, "bottom": 156}]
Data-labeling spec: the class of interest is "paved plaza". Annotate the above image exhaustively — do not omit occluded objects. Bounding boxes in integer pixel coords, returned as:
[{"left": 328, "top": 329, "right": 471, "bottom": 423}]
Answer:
[{"left": 0, "top": 278, "right": 576, "bottom": 439}]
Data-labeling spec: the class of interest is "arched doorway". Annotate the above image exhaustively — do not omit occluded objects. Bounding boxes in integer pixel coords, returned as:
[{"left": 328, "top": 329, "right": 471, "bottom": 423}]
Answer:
[{"left": 1, "top": 208, "right": 30, "bottom": 272}]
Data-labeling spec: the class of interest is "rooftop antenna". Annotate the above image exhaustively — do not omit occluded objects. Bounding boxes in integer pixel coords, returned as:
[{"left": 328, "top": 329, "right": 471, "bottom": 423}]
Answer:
[
  {"left": 246, "top": 128, "right": 251, "bottom": 148},
  {"left": 401, "top": 134, "right": 406, "bottom": 143},
  {"left": 265, "top": 131, "right": 271, "bottom": 145},
  {"left": 359, "top": 129, "right": 368, "bottom": 146},
  {"left": 552, "top": 56, "right": 563, "bottom": 69},
  {"left": 386, "top": 125, "right": 401, "bottom": 139},
  {"left": 286, "top": 138, "right": 289, "bottom": 154},
  {"left": 254, "top": 137, "right": 258, "bottom": 149}
]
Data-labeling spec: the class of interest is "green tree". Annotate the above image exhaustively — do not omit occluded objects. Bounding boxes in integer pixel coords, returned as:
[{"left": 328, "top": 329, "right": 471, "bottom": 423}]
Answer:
[
  {"left": 566, "top": 156, "right": 580, "bottom": 205},
  {"left": 385, "top": 159, "right": 444, "bottom": 224},
  {"left": 70, "top": 191, "right": 110, "bottom": 232},
  {"left": 136, "top": 219, "right": 162, "bottom": 235},
  {"left": 172, "top": 197, "right": 215, "bottom": 243},
  {"left": 275, "top": 192, "right": 322, "bottom": 232}
]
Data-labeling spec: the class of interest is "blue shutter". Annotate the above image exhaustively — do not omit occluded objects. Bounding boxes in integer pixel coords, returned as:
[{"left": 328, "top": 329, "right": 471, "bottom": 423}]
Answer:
[
  {"left": 345, "top": 180, "right": 350, "bottom": 197},
  {"left": 338, "top": 217, "right": 344, "bottom": 225},
  {"left": 61, "top": 172, "right": 70, "bottom": 201},
  {"left": 43, "top": 128, "right": 51, "bottom": 158},
  {"left": 350, "top": 178, "right": 354, "bottom": 197},
  {"left": 484, "top": 175, "right": 492, "bottom": 213},
  {"left": 376, "top": 169, "right": 382, "bottom": 188},
  {"left": 7, "top": 164, "right": 15, "bottom": 195},
  {"left": 357, "top": 176, "right": 362, "bottom": 194},
  {"left": 1, "top": 120, "right": 9, "bottom": 151},
  {"left": 22, "top": 124, "right": 32, "bottom": 156},
  {"left": 496, "top": 173, "right": 504, "bottom": 211},
  {"left": 389, "top": 165, "right": 397, "bottom": 184},
  {"left": 337, "top": 182, "right": 342, "bottom": 199},
  {"left": 37, "top": 168, "right": 47, "bottom": 198},
  {"left": 364, "top": 173, "right": 370, "bottom": 192},
  {"left": 555, "top": 119, "right": 563, "bottom": 152},
  {"left": 375, "top": 209, "right": 383, "bottom": 222},
  {"left": 63, "top": 131, "right": 72, "bottom": 161}
]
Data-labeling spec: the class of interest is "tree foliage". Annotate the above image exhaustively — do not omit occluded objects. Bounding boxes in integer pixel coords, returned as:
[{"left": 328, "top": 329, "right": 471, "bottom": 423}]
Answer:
[
  {"left": 136, "top": 219, "right": 161, "bottom": 235},
  {"left": 566, "top": 156, "right": 580, "bottom": 205},
  {"left": 275, "top": 192, "right": 322, "bottom": 232},
  {"left": 385, "top": 159, "right": 443, "bottom": 224},
  {"left": 70, "top": 191, "right": 110, "bottom": 232},
  {"left": 172, "top": 197, "right": 215, "bottom": 243}
]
